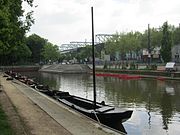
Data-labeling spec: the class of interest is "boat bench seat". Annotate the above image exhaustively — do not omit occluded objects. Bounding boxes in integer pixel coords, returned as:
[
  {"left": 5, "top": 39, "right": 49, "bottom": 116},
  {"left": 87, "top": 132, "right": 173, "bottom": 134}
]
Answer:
[{"left": 96, "top": 106, "right": 115, "bottom": 113}]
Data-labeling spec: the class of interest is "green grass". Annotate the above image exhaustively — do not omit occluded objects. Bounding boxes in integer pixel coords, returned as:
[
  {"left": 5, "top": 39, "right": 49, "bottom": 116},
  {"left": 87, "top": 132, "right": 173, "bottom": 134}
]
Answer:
[{"left": 0, "top": 105, "right": 14, "bottom": 135}]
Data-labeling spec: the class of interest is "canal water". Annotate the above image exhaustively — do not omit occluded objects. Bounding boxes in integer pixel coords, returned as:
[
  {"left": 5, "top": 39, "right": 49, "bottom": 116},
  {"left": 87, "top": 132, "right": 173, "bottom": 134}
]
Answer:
[{"left": 21, "top": 72, "right": 180, "bottom": 135}]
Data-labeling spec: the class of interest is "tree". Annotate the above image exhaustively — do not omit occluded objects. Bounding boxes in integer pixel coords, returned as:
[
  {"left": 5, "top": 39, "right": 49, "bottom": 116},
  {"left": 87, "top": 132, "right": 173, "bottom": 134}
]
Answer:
[
  {"left": 105, "top": 32, "right": 142, "bottom": 60},
  {"left": 160, "top": 22, "right": 172, "bottom": 62},
  {"left": 151, "top": 28, "right": 163, "bottom": 48},
  {"left": 0, "top": 0, "right": 34, "bottom": 65},
  {"left": 118, "top": 33, "right": 130, "bottom": 60},
  {"left": 141, "top": 27, "right": 162, "bottom": 48},
  {"left": 172, "top": 26, "right": 180, "bottom": 45},
  {"left": 120, "top": 31, "right": 142, "bottom": 59},
  {"left": 10, "top": 43, "right": 32, "bottom": 64},
  {"left": 26, "top": 34, "right": 46, "bottom": 63},
  {"left": 78, "top": 45, "right": 92, "bottom": 60},
  {"left": 41, "top": 42, "right": 60, "bottom": 63},
  {"left": 105, "top": 33, "right": 120, "bottom": 55}
]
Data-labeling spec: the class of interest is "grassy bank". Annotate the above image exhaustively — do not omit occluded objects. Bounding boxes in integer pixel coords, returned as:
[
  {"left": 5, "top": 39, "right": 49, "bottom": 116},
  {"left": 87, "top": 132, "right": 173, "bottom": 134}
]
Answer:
[{"left": 0, "top": 105, "right": 14, "bottom": 135}]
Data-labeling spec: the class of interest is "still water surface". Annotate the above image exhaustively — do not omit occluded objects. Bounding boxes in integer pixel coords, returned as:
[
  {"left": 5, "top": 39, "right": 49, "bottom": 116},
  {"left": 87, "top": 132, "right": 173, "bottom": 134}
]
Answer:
[{"left": 21, "top": 72, "right": 180, "bottom": 135}]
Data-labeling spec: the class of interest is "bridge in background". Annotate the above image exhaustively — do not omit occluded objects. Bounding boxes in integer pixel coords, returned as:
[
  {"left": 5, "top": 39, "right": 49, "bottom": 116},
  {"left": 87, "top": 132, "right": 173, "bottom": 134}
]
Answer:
[{"left": 60, "top": 34, "right": 114, "bottom": 52}]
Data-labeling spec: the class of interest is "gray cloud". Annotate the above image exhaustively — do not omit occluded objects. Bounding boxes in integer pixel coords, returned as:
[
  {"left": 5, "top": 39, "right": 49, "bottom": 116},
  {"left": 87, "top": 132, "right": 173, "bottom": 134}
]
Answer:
[
  {"left": 27, "top": 0, "right": 180, "bottom": 45},
  {"left": 37, "top": 11, "right": 82, "bottom": 25}
]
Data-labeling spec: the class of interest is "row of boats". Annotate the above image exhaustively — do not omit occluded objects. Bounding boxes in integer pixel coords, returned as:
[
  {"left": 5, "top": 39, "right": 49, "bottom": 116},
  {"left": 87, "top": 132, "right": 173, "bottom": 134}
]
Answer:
[{"left": 4, "top": 71, "right": 133, "bottom": 133}]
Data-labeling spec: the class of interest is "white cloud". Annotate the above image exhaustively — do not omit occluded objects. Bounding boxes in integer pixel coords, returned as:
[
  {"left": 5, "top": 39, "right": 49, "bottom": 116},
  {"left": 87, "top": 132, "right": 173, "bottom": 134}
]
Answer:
[{"left": 26, "top": 0, "right": 180, "bottom": 46}]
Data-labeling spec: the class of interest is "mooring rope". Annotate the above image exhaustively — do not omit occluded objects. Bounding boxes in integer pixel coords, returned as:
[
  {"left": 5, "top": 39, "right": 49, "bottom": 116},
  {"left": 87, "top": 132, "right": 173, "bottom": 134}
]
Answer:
[{"left": 91, "top": 110, "right": 101, "bottom": 126}]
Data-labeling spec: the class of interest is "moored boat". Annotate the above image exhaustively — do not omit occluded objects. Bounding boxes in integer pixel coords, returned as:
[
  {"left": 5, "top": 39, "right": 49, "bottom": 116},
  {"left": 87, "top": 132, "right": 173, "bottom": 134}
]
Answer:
[
  {"left": 55, "top": 91, "right": 133, "bottom": 124},
  {"left": 33, "top": 85, "right": 133, "bottom": 125}
]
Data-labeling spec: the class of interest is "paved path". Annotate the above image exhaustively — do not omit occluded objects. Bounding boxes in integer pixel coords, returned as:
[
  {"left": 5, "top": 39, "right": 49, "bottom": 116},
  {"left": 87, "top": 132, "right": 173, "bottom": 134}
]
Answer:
[
  {"left": 1, "top": 75, "right": 72, "bottom": 135},
  {"left": 0, "top": 74, "right": 120, "bottom": 135}
]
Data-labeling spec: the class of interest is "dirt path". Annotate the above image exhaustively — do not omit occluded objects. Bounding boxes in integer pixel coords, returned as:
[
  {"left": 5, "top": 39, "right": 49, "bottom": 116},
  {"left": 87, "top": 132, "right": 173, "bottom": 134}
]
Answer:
[{"left": 0, "top": 74, "right": 72, "bottom": 135}]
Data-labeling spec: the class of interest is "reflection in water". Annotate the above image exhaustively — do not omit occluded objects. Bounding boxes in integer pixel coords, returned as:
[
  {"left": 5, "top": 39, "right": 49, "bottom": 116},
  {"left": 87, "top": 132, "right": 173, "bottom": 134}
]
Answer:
[
  {"left": 147, "top": 93, "right": 152, "bottom": 129},
  {"left": 165, "top": 87, "right": 175, "bottom": 96},
  {"left": 161, "top": 91, "right": 173, "bottom": 130},
  {"left": 20, "top": 72, "right": 180, "bottom": 135}
]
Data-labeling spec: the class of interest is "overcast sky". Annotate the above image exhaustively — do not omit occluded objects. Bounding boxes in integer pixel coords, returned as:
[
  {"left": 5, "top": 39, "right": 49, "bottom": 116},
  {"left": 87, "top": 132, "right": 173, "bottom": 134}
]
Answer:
[{"left": 25, "top": 0, "right": 180, "bottom": 46}]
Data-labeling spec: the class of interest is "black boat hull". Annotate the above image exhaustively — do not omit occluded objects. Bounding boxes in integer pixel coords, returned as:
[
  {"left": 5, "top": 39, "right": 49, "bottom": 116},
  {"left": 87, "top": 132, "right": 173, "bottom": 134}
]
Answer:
[
  {"left": 56, "top": 95, "right": 133, "bottom": 124},
  {"left": 74, "top": 107, "right": 132, "bottom": 124}
]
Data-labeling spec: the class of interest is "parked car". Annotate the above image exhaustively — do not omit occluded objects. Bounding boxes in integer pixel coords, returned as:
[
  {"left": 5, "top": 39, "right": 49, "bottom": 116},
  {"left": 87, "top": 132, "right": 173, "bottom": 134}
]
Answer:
[{"left": 165, "top": 62, "right": 177, "bottom": 72}]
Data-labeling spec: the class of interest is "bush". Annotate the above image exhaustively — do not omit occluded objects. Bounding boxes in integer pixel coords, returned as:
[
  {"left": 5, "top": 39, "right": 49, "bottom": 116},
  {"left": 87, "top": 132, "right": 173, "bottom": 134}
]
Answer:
[
  {"left": 103, "top": 63, "right": 107, "bottom": 69},
  {"left": 129, "top": 62, "right": 136, "bottom": 70},
  {"left": 122, "top": 63, "right": 127, "bottom": 69},
  {"left": 151, "top": 64, "right": 157, "bottom": 70},
  {"left": 146, "top": 64, "right": 157, "bottom": 70}
]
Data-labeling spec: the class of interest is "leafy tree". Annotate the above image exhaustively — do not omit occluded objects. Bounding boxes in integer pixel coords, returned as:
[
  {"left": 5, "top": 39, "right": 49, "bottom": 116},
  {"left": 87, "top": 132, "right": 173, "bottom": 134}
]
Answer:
[
  {"left": 141, "top": 27, "right": 162, "bottom": 49},
  {"left": 160, "top": 22, "right": 172, "bottom": 62},
  {"left": 105, "top": 32, "right": 142, "bottom": 60},
  {"left": 105, "top": 33, "right": 120, "bottom": 55},
  {"left": 79, "top": 45, "right": 92, "bottom": 59},
  {"left": 58, "top": 53, "right": 66, "bottom": 63},
  {"left": 11, "top": 43, "right": 32, "bottom": 64},
  {"left": 0, "top": 0, "right": 34, "bottom": 65},
  {"left": 61, "top": 45, "right": 96, "bottom": 63},
  {"left": 150, "top": 28, "right": 163, "bottom": 48},
  {"left": 41, "top": 42, "right": 60, "bottom": 63},
  {"left": 120, "top": 31, "right": 142, "bottom": 59},
  {"left": 118, "top": 33, "right": 130, "bottom": 60},
  {"left": 172, "top": 26, "right": 180, "bottom": 45},
  {"left": 26, "top": 34, "right": 46, "bottom": 63}
]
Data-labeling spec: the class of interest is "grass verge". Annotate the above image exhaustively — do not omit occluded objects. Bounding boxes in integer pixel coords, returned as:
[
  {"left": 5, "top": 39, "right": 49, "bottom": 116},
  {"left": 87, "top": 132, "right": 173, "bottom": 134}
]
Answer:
[{"left": 0, "top": 104, "right": 14, "bottom": 135}]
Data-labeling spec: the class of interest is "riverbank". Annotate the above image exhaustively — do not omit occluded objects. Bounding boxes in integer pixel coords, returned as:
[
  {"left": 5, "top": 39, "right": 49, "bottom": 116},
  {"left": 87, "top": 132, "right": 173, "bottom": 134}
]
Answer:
[
  {"left": 2, "top": 64, "right": 180, "bottom": 80},
  {"left": 95, "top": 68, "right": 180, "bottom": 81},
  {"left": 0, "top": 73, "right": 121, "bottom": 135},
  {"left": 39, "top": 64, "right": 180, "bottom": 80}
]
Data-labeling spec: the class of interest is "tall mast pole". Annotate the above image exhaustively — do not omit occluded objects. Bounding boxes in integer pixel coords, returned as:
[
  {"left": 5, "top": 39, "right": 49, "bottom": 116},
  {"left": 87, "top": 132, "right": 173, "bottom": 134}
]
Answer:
[
  {"left": 148, "top": 24, "right": 151, "bottom": 65},
  {"left": 91, "top": 6, "right": 96, "bottom": 108}
]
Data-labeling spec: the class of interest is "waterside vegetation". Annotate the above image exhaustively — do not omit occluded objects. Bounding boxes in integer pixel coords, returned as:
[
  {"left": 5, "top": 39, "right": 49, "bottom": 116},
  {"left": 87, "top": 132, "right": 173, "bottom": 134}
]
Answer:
[{"left": 0, "top": 105, "right": 14, "bottom": 135}]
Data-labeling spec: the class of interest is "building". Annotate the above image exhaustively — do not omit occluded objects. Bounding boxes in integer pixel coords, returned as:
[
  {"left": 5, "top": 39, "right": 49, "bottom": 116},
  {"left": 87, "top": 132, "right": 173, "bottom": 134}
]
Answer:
[{"left": 172, "top": 45, "right": 180, "bottom": 63}]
